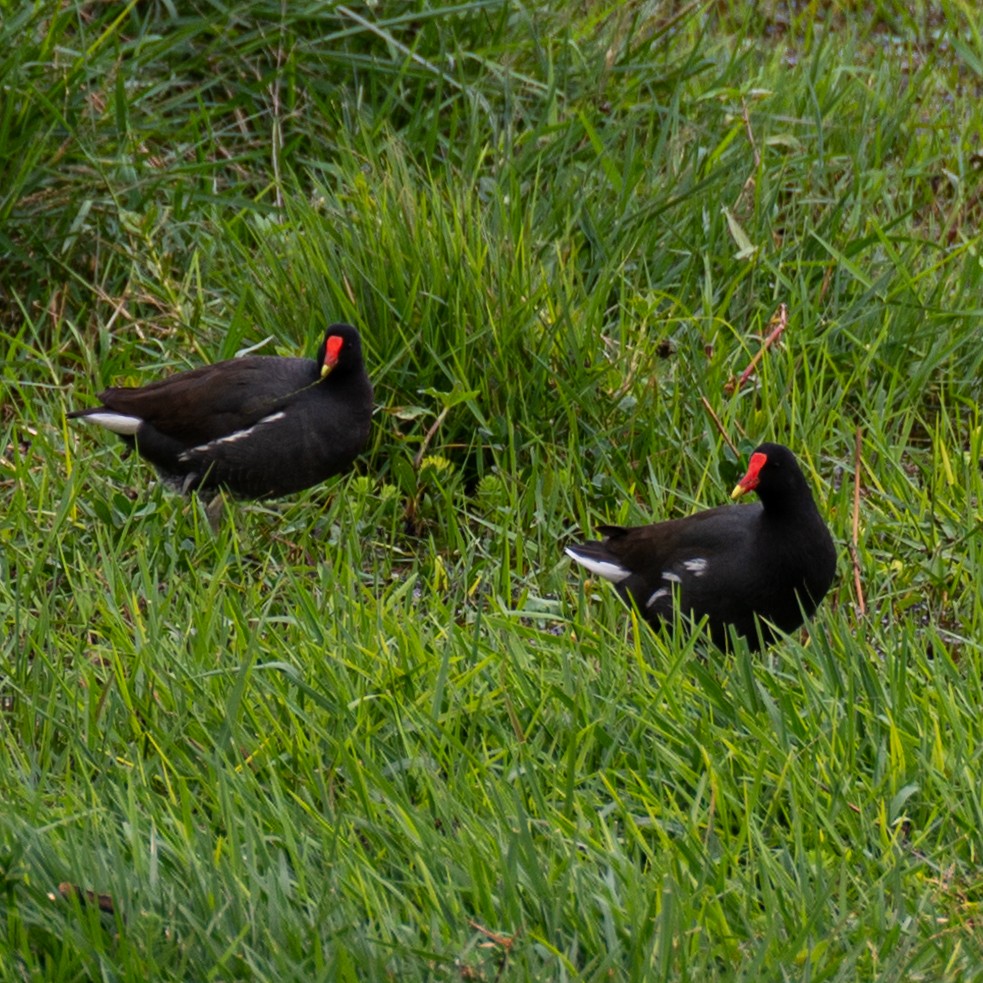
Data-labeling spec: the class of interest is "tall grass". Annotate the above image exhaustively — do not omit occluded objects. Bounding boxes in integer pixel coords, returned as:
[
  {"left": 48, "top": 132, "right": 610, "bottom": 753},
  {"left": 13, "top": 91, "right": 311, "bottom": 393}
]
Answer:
[{"left": 3, "top": 0, "right": 983, "bottom": 978}]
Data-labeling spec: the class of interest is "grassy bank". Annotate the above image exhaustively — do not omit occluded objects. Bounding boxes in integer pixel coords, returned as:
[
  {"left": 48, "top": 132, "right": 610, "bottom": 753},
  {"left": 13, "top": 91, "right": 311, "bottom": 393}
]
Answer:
[{"left": 3, "top": 1, "right": 983, "bottom": 978}]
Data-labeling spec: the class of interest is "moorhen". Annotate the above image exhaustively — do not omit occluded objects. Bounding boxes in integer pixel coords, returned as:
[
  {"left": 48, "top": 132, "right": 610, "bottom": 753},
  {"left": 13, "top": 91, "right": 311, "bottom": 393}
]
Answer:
[
  {"left": 565, "top": 443, "right": 836, "bottom": 650},
  {"left": 69, "top": 323, "right": 373, "bottom": 500}
]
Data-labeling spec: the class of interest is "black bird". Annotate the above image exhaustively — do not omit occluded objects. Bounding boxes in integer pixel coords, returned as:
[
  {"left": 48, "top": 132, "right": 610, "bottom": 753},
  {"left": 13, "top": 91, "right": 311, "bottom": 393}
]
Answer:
[
  {"left": 69, "top": 323, "right": 373, "bottom": 500},
  {"left": 565, "top": 443, "right": 836, "bottom": 649}
]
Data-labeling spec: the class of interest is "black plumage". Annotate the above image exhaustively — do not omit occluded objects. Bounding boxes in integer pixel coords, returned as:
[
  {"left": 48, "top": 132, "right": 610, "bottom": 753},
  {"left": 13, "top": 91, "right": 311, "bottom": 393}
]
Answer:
[
  {"left": 565, "top": 443, "right": 837, "bottom": 650},
  {"left": 69, "top": 323, "right": 373, "bottom": 499}
]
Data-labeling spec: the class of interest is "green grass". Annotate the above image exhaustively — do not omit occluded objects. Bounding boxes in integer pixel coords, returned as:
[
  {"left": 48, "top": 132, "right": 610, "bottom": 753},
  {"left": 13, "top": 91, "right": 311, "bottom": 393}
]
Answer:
[{"left": 3, "top": 0, "right": 983, "bottom": 978}]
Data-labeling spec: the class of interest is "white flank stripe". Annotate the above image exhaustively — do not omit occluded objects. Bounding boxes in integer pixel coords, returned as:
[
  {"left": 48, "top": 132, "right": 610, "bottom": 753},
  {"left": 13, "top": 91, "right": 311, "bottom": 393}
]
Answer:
[
  {"left": 180, "top": 411, "right": 286, "bottom": 460},
  {"left": 646, "top": 587, "right": 670, "bottom": 608},
  {"left": 661, "top": 571, "right": 682, "bottom": 584},
  {"left": 78, "top": 412, "right": 143, "bottom": 435},
  {"left": 683, "top": 558, "right": 708, "bottom": 576},
  {"left": 564, "top": 547, "right": 631, "bottom": 583}
]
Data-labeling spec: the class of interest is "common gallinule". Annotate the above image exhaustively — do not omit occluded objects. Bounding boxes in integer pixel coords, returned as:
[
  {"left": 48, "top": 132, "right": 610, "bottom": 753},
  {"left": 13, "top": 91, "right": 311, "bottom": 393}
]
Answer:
[
  {"left": 565, "top": 443, "right": 836, "bottom": 649},
  {"left": 69, "top": 323, "right": 373, "bottom": 500}
]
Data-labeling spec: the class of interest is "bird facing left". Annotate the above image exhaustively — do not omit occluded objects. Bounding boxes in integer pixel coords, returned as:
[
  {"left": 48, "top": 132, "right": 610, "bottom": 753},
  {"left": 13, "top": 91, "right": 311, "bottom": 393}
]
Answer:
[{"left": 68, "top": 322, "right": 373, "bottom": 500}]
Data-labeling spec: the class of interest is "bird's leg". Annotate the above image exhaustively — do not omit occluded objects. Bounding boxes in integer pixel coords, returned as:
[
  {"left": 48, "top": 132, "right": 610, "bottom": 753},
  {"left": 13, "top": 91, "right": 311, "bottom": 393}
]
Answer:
[{"left": 204, "top": 491, "right": 226, "bottom": 532}]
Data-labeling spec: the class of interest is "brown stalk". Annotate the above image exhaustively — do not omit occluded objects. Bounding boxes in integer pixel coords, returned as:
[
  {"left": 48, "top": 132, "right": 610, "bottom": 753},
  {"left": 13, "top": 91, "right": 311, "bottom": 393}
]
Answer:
[
  {"left": 699, "top": 395, "right": 739, "bottom": 458},
  {"left": 724, "top": 303, "right": 788, "bottom": 395},
  {"left": 851, "top": 427, "right": 866, "bottom": 617}
]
